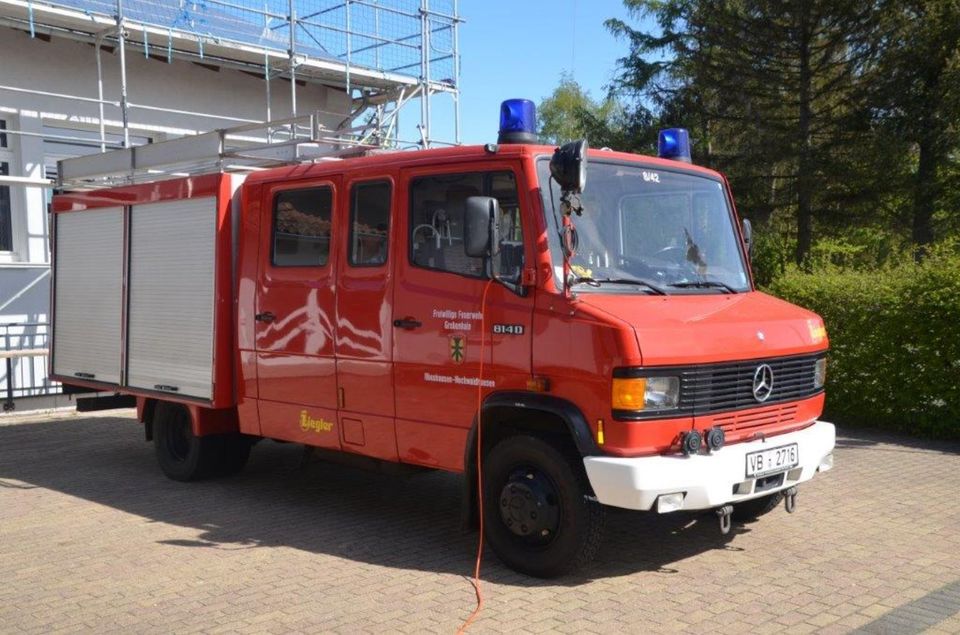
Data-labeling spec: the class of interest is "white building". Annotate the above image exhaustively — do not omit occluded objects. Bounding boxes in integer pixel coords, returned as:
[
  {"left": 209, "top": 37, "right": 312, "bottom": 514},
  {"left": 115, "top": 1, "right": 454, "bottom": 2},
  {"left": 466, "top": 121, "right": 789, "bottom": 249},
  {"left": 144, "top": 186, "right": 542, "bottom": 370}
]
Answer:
[{"left": 0, "top": 0, "right": 459, "bottom": 408}]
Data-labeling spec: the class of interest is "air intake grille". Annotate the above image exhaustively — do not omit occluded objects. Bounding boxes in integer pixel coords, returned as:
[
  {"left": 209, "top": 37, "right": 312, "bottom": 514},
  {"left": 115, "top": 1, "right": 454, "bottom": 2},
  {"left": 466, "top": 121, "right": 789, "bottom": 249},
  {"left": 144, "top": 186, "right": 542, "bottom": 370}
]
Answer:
[{"left": 712, "top": 403, "right": 799, "bottom": 433}]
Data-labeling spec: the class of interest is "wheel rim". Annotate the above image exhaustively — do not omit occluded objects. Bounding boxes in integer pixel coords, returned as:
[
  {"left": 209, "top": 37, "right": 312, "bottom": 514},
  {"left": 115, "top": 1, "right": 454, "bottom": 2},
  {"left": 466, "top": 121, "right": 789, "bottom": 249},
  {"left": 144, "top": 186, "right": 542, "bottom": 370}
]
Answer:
[
  {"left": 163, "top": 415, "right": 191, "bottom": 463},
  {"left": 498, "top": 465, "right": 562, "bottom": 546}
]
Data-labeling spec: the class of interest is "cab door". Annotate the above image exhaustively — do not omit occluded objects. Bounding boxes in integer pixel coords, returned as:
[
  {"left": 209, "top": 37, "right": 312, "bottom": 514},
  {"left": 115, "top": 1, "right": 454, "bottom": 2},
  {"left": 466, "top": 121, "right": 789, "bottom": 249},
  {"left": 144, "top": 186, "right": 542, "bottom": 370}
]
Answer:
[
  {"left": 334, "top": 176, "right": 398, "bottom": 461},
  {"left": 255, "top": 177, "right": 341, "bottom": 449},
  {"left": 393, "top": 165, "right": 535, "bottom": 471}
]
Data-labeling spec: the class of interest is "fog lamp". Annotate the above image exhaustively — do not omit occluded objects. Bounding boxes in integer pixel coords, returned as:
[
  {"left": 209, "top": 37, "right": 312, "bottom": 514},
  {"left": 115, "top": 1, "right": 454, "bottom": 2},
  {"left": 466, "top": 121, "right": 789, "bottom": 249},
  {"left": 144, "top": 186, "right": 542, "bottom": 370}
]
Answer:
[{"left": 656, "top": 492, "right": 685, "bottom": 514}]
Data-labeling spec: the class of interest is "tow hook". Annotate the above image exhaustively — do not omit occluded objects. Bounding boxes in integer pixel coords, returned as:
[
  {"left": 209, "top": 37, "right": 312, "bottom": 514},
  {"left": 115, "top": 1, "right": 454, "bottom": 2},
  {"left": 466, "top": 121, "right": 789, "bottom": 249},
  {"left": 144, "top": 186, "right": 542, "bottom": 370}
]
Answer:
[
  {"left": 784, "top": 486, "right": 798, "bottom": 513},
  {"left": 715, "top": 504, "right": 733, "bottom": 535}
]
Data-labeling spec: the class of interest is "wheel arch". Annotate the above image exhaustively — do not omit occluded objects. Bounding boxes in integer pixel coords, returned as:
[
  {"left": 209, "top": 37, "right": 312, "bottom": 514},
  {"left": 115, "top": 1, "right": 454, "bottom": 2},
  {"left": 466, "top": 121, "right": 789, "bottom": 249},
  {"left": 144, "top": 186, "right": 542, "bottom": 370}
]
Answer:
[
  {"left": 460, "top": 392, "right": 601, "bottom": 529},
  {"left": 138, "top": 397, "right": 239, "bottom": 438}
]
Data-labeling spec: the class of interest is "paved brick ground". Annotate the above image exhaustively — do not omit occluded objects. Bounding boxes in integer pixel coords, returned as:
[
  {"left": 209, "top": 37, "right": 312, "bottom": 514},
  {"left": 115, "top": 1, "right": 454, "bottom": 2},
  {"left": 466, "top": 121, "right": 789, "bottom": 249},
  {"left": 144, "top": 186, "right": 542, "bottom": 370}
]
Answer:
[{"left": 1, "top": 409, "right": 958, "bottom": 634}]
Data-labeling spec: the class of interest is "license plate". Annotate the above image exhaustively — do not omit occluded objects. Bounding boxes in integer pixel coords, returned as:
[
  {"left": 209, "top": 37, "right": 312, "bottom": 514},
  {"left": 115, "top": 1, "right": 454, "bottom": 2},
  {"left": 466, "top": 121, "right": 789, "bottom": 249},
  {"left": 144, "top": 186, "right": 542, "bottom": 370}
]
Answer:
[{"left": 746, "top": 443, "right": 799, "bottom": 478}]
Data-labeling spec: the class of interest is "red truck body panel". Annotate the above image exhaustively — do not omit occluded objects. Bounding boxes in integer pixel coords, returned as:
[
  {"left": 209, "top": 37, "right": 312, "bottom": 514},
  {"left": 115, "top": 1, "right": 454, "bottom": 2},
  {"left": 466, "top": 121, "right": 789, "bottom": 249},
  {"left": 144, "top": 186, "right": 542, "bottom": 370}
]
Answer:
[{"left": 51, "top": 144, "right": 828, "bottom": 468}]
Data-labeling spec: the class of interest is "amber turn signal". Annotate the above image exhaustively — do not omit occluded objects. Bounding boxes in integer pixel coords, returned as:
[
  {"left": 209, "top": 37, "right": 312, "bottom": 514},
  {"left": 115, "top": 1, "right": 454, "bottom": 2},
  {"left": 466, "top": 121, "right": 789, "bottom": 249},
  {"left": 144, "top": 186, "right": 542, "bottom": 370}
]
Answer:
[{"left": 612, "top": 378, "right": 647, "bottom": 411}]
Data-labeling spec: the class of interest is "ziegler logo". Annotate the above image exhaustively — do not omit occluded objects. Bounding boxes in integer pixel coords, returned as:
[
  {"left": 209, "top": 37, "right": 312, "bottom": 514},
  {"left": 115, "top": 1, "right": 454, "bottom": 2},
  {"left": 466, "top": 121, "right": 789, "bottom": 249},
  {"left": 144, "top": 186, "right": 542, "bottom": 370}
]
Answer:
[{"left": 300, "top": 410, "right": 333, "bottom": 433}]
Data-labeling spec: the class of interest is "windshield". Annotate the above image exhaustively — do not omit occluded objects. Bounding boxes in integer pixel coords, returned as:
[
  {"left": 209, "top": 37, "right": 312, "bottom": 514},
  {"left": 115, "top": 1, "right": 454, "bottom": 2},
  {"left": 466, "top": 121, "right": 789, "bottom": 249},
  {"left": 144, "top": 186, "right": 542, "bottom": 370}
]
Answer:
[{"left": 537, "top": 159, "right": 751, "bottom": 293}]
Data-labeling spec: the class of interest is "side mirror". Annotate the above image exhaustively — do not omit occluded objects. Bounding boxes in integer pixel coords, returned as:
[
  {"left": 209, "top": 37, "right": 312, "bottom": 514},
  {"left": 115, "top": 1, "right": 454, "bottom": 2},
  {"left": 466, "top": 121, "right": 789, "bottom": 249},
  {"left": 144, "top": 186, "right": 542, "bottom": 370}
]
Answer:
[
  {"left": 464, "top": 196, "right": 500, "bottom": 259},
  {"left": 741, "top": 218, "right": 753, "bottom": 260},
  {"left": 550, "top": 139, "right": 588, "bottom": 193}
]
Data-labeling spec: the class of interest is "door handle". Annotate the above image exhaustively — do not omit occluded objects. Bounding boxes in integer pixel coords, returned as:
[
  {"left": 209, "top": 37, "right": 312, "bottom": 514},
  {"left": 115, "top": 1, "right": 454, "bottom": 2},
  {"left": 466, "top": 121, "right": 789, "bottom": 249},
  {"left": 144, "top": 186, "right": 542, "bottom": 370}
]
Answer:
[
  {"left": 393, "top": 317, "right": 422, "bottom": 330},
  {"left": 255, "top": 311, "right": 276, "bottom": 323}
]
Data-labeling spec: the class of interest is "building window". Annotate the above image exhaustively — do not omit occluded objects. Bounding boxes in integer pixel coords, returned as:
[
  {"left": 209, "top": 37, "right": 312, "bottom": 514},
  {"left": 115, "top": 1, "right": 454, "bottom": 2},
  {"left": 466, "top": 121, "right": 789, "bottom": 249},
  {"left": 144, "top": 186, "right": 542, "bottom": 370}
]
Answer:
[
  {"left": 0, "top": 119, "right": 10, "bottom": 252},
  {"left": 349, "top": 181, "right": 391, "bottom": 266},
  {"left": 0, "top": 162, "right": 11, "bottom": 252},
  {"left": 272, "top": 187, "right": 333, "bottom": 266}
]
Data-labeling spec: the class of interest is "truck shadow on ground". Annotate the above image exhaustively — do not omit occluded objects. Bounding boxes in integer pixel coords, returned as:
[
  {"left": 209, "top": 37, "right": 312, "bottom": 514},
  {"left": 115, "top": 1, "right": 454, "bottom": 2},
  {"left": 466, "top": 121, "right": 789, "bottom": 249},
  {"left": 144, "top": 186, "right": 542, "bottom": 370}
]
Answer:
[{"left": 1, "top": 415, "right": 759, "bottom": 586}]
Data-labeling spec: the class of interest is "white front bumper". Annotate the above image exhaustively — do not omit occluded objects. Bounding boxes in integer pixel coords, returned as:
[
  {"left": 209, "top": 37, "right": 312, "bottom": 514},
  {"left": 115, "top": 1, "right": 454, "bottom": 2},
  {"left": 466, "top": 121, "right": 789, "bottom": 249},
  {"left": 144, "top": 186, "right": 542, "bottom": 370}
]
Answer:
[{"left": 583, "top": 420, "right": 836, "bottom": 512}]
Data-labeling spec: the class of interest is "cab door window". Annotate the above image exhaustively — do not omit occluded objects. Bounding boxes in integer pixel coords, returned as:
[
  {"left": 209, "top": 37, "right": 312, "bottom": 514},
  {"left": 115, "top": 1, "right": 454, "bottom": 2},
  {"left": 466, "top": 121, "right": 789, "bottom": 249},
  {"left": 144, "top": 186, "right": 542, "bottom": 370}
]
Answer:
[
  {"left": 349, "top": 180, "right": 391, "bottom": 266},
  {"left": 272, "top": 187, "right": 333, "bottom": 266},
  {"left": 409, "top": 170, "right": 523, "bottom": 283}
]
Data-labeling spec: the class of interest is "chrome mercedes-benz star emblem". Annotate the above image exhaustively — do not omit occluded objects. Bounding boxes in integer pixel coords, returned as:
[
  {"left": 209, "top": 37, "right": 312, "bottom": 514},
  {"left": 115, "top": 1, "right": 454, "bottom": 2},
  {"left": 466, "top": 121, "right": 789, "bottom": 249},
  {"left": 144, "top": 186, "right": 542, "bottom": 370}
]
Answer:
[{"left": 752, "top": 364, "right": 775, "bottom": 402}]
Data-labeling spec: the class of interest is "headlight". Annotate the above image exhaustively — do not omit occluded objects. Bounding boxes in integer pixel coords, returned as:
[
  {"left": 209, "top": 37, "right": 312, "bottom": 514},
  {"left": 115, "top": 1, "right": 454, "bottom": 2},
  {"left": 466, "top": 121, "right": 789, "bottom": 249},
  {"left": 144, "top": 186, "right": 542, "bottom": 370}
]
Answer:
[
  {"left": 612, "top": 376, "right": 680, "bottom": 412},
  {"left": 814, "top": 358, "right": 827, "bottom": 389}
]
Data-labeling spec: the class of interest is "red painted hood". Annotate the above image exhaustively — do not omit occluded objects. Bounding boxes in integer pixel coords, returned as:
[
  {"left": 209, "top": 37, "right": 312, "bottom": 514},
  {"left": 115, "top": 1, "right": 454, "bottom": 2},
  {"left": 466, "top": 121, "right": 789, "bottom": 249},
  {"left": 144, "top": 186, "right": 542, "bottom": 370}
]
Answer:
[{"left": 578, "top": 291, "right": 828, "bottom": 366}]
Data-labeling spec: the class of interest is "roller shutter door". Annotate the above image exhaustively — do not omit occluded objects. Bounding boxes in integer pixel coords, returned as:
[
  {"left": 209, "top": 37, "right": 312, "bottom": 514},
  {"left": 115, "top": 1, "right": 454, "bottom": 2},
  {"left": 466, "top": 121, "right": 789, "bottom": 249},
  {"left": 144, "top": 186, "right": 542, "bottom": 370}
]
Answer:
[
  {"left": 127, "top": 198, "right": 216, "bottom": 399},
  {"left": 53, "top": 208, "right": 124, "bottom": 385}
]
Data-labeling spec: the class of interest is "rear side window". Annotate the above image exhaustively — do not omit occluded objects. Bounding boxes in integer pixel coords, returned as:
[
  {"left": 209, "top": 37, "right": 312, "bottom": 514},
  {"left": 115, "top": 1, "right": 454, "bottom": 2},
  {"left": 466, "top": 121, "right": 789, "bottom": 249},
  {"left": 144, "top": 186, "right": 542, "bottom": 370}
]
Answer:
[
  {"left": 272, "top": 187, "right": 333, "bottom": 266},
  {"left": 349, "top": 181, "right": 391, "bottom": 266},
  {"left": 409, "top": 171, "right": 522, "bottom": 281}
]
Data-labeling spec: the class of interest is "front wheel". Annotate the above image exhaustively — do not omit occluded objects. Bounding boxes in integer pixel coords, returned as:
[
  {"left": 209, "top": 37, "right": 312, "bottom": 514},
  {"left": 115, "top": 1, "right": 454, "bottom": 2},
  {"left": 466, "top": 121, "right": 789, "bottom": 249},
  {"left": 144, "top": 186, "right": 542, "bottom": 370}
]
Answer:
[{"left": 482, "top": 435, "right": 605, "bottom": 578}]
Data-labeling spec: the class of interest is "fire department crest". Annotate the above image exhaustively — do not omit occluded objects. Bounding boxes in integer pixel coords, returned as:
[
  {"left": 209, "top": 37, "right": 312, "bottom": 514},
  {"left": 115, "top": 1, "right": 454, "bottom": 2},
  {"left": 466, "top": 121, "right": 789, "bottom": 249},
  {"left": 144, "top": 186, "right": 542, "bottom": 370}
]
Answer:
[{"left": 449, "top": 335, "right": 466, "bottom": 364}]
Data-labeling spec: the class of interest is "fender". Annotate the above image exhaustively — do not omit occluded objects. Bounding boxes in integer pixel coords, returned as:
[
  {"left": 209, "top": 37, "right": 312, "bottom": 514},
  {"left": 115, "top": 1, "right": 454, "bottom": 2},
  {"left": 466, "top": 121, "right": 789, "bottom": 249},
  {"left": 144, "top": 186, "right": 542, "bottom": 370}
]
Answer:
[
  {"left": 138, "top": 397, "right": 239, "bottom": 437},
  {"left": 460, "top": 391, "right": 601, "bottom": 529}
]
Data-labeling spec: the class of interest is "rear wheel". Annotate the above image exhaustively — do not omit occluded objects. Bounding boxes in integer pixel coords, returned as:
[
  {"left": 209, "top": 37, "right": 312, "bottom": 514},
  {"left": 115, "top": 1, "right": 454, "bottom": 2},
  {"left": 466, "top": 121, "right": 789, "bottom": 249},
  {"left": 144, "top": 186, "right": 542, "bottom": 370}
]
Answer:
[
  {"left": 732, "top": 492, "right": 784, "bottom": 522},
  {"left": 216, "top": 435, "right": 253, "bottom": 476},
  {"left": 482, "top": 435, "right": 604, "bottom": 578},
  {"left": 153, "top": 402, "right": 224, "bottom": 482}
]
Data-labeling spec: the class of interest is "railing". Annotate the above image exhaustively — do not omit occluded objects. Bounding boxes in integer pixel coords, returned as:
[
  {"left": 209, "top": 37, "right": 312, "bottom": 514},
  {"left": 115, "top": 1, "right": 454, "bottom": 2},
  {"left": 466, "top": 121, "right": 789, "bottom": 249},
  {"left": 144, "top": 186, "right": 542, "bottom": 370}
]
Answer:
[{"left": 1, "top": 322, "right": 58, "bottom": 412}]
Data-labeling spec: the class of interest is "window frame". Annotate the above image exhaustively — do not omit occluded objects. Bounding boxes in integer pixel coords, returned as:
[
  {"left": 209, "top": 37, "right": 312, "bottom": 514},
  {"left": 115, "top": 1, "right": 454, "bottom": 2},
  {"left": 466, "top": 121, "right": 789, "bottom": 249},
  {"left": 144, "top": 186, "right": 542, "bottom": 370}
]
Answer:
[
  {"left": 407, "top": 169, "right": 522, "bottom": 282},
  {"left": 270, "top": 185, "right": 335, "bottom": 268},
  {"left": 0, "top": 118, "right": 13, "bottom": 255},
  {"left": 348, "top": 179, "right": 392, "bottom": 268}
]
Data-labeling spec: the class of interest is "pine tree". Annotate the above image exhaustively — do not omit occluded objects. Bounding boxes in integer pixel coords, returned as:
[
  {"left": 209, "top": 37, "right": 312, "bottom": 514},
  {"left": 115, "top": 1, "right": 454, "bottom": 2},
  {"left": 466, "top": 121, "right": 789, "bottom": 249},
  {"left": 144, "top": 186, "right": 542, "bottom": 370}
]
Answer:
[{"left": 608, "top": 0, "right": 888, "bottom": 264}]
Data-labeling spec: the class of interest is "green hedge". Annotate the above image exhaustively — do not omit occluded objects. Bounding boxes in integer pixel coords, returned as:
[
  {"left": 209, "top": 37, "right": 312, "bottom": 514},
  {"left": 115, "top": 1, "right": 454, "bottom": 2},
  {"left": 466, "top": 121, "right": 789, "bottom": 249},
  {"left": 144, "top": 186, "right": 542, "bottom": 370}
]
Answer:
[{"left": 765, "top": 256, "right": 960, "bottom": 439}]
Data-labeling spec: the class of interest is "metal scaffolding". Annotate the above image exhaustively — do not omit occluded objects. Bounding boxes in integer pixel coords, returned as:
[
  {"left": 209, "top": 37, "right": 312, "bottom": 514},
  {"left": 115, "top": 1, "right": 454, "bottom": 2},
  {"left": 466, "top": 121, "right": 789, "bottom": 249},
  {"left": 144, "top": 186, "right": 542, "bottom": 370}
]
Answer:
[{"left": 0, "top": 0, "right": 462, "bottom": 183}]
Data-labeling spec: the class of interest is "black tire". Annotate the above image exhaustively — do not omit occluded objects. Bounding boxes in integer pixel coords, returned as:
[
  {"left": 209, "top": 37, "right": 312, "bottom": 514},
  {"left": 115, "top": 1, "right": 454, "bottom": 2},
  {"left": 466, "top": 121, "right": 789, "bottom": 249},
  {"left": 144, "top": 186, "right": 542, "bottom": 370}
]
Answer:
[
  {"left": 216, "top": 434, "right": 253, "bottom": 477},
  {"left": 482, "top": 435, "right": 605, "bottom": 578},
  {"left": 153, "top": 402, "right": 224, "bottom": 482},
  {"left": 732, "top": 492, "right": 784, "bottom": 522}
]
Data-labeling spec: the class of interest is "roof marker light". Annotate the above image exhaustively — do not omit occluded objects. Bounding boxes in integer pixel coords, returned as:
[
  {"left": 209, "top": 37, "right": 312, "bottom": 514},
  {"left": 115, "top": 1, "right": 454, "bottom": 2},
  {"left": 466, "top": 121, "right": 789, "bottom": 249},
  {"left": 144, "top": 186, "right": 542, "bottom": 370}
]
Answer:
[
  {"left": 498, "top": 99, "right": 538, "bottom": 144},
  {"left": 658, "top": 128, "right": 692, "bottom": 163}
]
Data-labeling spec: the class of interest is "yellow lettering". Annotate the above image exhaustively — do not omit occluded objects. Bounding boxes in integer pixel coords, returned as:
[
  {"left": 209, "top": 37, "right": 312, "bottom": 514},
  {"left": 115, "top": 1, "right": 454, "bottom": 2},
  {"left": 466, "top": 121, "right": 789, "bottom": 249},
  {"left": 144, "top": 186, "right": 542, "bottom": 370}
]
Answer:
[{"left": 299, "top": 410, "right": 333, "bottom": 433}]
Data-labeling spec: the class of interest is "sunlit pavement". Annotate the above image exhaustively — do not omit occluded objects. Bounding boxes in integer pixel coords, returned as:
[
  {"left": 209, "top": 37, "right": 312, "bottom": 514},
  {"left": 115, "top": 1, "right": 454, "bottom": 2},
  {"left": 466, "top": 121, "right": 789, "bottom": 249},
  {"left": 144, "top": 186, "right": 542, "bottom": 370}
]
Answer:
[{"left": 1, "top": 409, "right": 958, "bottom": 634}]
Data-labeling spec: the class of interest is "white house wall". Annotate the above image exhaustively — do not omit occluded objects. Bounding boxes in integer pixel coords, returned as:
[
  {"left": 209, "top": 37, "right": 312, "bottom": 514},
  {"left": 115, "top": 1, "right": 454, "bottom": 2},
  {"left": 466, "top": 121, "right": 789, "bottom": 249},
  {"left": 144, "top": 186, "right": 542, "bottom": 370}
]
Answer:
[
  {"left": 0, "top": 25, "right": 351, "bottom": 400},
  {"left": 0, "top": 27, "right": 351, "bottom": 143}
]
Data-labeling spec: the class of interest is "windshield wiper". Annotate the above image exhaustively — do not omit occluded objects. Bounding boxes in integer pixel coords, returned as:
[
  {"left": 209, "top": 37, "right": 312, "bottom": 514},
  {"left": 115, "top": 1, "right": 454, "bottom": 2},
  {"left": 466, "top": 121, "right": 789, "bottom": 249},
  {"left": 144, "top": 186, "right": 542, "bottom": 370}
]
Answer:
[
  {"left": 572, "top": 276, "right": 667, "bottom": 295},
  {"left": 668, "top": 280, "right": 738, "bottom": 294}
]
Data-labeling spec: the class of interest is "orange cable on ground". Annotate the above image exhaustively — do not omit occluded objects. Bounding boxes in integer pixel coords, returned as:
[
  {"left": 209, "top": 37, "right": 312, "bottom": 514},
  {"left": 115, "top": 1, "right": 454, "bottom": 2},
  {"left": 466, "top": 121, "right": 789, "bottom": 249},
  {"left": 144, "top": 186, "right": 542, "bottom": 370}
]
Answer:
[{"left": 456, "top": 278, "right": 494, "bottom": 634}]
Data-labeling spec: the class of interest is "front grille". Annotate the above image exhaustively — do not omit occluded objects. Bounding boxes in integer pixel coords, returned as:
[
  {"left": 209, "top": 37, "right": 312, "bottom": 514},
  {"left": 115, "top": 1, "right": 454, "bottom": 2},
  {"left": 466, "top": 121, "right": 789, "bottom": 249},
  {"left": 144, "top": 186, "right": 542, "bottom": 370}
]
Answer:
[
  {"left": 680, "top": 354, "right": 823, "bottom": 415},
  {"left": 612, "top": 353, "right": 825, "bottom": 420}
]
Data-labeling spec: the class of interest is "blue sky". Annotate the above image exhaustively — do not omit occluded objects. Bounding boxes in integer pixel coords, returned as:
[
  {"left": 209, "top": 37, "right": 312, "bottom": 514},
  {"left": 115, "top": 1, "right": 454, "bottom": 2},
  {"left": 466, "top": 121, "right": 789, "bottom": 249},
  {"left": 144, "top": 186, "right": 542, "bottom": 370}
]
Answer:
[{"left": 400, "top": 1, "right": 651, "bottom": 146}]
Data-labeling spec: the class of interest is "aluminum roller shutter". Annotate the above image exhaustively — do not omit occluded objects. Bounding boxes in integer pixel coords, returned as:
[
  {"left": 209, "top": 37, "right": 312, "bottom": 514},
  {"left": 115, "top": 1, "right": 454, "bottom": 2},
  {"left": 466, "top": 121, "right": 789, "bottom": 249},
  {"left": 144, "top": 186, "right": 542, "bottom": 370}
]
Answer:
[
  {"left": 127, "top": 198, "right": 216, "bottom": 399},
  {"left": 53, "top": 207, "right": 124, "bottom": 385}
]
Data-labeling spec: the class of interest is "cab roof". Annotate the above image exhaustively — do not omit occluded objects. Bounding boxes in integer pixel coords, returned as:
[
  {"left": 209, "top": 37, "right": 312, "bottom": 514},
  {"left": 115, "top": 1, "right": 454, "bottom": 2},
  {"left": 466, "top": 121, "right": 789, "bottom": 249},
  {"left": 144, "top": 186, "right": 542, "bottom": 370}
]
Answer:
[{"left": 242, "top": 143, "right": 726, "bottom": 185}]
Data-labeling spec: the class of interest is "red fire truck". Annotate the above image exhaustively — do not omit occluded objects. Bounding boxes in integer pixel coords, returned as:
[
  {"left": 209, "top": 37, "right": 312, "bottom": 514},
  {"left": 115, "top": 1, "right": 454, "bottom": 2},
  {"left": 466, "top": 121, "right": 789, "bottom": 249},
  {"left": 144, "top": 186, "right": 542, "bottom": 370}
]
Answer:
[{"left": 50, "top": 100, "right": 834, "bottom": 577}]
